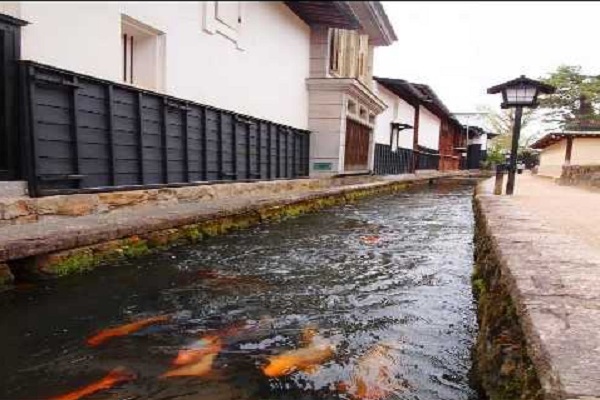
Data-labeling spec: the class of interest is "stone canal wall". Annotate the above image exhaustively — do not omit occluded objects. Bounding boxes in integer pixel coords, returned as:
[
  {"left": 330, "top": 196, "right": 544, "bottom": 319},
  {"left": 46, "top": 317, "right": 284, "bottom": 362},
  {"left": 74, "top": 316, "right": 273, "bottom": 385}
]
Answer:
[
  {"left": 559, "top": 165, "right": 600, "bottom": 190},
  {"left": 0, "top": 178, "right": 339, "bottom": 227},
  {"left": 0, "top": 172, "right": 481, "bottom": 286},
  {"left": 473, "top": 183, "right": 600, "bottom": 400}
]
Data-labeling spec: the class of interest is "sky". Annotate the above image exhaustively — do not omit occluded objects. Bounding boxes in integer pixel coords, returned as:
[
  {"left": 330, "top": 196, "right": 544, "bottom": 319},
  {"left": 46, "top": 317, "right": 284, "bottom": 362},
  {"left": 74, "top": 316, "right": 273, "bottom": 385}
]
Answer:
[{"left": 374, "top": 1, "right": 600, "bottom": 136}]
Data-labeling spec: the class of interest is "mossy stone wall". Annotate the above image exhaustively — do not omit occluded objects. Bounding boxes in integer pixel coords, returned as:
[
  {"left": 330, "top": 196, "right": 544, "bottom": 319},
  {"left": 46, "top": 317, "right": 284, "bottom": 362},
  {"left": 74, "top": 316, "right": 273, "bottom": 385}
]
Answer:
[{"left": 472, "top": 199, "right": 544, "bottom": 400}]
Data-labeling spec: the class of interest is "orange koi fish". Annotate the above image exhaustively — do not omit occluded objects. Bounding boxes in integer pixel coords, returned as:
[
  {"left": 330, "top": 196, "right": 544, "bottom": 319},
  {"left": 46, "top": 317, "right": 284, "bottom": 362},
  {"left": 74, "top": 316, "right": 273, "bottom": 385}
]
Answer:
[
  {"left": 86, "top": 315, "right": 171, "bottom": 347},
  {"left": 161, "top": 349, "right": 221, "bottom": 378},
  {"left": 49, "top": 367, "right": 136, "bottom": 400},
  {"left": 172, "top": 335, "right": 222, "bottom": 366},
  {"left": 360, "top": 235, "right": 380, "bottom": 245},
  {"left": 262, "top": 330, "right": 336, "bottom": 378},
  {"left": 337, "top": 344, "right": 408, "bottom": 400}
]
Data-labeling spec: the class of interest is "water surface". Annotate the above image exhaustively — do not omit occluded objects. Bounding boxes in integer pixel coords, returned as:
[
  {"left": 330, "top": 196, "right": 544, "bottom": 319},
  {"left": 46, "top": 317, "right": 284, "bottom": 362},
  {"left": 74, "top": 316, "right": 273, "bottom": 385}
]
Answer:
[{"left": 0, "top": 181, "right": 478, "bottom": 400}]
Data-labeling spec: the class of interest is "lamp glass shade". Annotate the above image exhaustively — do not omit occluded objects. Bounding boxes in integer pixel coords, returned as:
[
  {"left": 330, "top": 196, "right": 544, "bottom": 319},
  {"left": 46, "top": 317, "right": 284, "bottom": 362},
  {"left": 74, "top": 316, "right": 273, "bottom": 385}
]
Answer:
[{"left": 505, "top": 85, "right": 537, "bottom": 106}]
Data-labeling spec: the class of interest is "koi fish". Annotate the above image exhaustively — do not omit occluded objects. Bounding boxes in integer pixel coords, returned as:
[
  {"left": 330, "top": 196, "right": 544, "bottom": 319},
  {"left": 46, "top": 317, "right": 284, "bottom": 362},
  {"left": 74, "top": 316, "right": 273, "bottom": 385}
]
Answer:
[
  {"left": 86, "top": 315, "right": 171, "bottom": 347},
  {"left": 161, "top": 350, "right": 220, "bottom": 378},
  {"left": 171, "top": 318, "right": 253, "bottom": 366},
  {"left": 262, "top": 331, "right": 335, "bottom": 378},
  {"left": 172, "top": 335, "right": 222, "bottom": 366},
  {"left": 337, "top": 344, "right": 408, "bottom": 400},
  {"left": 360, "top": 235, "right": 380, "bottom": 245},
  {"left": 49, "top": 367, "right": 136, "bottom": 400}
]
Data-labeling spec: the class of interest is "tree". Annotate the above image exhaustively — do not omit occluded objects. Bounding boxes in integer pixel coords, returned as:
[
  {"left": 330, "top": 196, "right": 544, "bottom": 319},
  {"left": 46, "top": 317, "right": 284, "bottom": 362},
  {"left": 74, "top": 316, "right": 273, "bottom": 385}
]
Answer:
[
  {"left": 539, "top": 65, "right": 600, "bottom": 130},
  {"left": 477, "top": 105, "right": 535, "bottom": 151},
  {"left": 519, "top": 148, "right": 540, "bottom": 169}
]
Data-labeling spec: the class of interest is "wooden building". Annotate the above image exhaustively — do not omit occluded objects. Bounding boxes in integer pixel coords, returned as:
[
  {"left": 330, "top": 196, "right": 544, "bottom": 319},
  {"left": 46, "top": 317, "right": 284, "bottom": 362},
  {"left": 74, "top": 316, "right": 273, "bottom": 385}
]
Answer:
[{"left": 373, "top": 77, "right": 466, "bottom": 174}]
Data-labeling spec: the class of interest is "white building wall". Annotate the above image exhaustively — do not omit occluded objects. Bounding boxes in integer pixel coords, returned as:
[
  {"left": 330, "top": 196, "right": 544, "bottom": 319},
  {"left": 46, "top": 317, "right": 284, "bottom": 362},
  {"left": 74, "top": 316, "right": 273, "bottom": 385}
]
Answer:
[
  {"left": 538, "top": 140, "right": 567, "bottom": 178},
  {"left": 418, "top": 107, "right": 440, "bottom": 150},
  {"left": 373, "top": 83, "right": 414, "bottom": 149},
  {"left": 571, "top": 138, "right": 600, "bottom": 165},
  {"left": 11, "top": 1, "right": 310, "bottom": 129}
]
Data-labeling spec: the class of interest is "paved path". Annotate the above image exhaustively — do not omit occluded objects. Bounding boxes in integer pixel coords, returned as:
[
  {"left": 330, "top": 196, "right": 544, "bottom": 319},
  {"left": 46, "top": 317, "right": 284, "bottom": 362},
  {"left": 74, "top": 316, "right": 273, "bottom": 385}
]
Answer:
[{"left": 482, "top": 172, "right": 600, "bottom": 249}]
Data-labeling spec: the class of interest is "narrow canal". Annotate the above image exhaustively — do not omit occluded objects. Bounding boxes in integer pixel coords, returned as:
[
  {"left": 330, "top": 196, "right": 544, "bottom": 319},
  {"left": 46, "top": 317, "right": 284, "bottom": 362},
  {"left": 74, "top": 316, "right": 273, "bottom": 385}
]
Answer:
[{"left": 0, "top": 181, "right": 478, "bottom": 400}]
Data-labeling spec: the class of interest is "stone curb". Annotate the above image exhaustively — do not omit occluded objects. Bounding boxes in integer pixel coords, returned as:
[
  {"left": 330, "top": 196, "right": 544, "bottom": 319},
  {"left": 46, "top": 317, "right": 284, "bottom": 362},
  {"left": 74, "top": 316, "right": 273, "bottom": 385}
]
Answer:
[{"left": 475, "top": 184, "right": 600, "bottom": 399}]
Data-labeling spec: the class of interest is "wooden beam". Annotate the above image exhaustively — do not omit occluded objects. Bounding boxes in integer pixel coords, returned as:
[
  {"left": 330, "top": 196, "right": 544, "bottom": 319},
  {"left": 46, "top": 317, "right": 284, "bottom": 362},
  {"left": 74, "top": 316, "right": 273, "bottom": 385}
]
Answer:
[
  {"left": 412, "top": 106, "right": 420, "bottom": 172},
  {"left": 565, "top": 136, "right": 574, "bottom": 165}
]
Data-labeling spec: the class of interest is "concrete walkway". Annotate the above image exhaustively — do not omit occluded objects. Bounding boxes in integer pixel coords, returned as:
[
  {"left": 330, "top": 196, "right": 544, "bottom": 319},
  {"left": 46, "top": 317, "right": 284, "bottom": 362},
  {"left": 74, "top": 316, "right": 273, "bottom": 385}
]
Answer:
[
  {"left": 477, "top": 173, "right": 600, "bottom": 399},
  {"left": 483, "top": 173, "right": 600, "bottom": 249}
]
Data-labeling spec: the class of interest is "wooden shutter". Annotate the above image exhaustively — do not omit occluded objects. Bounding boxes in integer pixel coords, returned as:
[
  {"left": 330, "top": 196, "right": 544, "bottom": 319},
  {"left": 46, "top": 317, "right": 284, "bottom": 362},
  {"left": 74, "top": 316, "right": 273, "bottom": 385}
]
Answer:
[
  {"left": 329, "top": 29, "right": 369, "bottom": 81},
  {"left": 357, "top": 35, "right": 369, "bottom": 82}
]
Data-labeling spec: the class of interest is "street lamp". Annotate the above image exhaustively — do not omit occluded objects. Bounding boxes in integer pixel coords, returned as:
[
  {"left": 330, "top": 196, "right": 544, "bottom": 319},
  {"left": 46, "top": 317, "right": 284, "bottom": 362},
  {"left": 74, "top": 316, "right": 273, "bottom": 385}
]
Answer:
[{"left": 487, "top": 75, "right": 555, "bottom": 195}]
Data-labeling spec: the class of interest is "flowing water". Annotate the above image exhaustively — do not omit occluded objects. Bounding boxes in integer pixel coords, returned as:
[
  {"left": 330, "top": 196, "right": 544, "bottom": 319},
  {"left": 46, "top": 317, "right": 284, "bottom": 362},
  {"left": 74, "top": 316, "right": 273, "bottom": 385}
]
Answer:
[{"left": 0, "top": 181, "right": 478, "bottom": 400}]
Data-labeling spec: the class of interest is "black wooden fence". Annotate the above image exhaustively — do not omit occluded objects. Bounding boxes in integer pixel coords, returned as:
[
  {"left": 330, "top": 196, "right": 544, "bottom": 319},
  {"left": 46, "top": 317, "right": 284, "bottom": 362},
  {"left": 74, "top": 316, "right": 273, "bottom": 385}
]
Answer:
[
  {"left": 415, "top": 145, "right": 440, "bottom": 170},
  {"left": 20, "top": 61, "right": 310, "bottom": 197},
  {"left": 373, "top": 144, "right": 413, "bottom": 175}
]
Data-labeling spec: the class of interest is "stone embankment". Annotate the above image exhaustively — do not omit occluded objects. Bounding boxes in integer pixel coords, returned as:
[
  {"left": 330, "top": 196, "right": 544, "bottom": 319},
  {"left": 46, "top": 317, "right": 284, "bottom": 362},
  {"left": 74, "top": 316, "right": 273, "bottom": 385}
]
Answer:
[
  {"left": 473, "top": 176, "right": 600, "bottom": 400},
  {"left": 559, "top": 165, "right": 600, "bottom": 190},
  {"left": 0, "top": 171, "right": 480, "bottom": 286}
]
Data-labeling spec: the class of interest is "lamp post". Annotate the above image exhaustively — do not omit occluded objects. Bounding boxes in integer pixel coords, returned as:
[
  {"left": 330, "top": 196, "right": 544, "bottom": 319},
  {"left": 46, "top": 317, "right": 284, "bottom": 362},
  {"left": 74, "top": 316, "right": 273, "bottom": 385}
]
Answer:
[{"left": 487, "top": 76, "right": 555, "bottom": 195}]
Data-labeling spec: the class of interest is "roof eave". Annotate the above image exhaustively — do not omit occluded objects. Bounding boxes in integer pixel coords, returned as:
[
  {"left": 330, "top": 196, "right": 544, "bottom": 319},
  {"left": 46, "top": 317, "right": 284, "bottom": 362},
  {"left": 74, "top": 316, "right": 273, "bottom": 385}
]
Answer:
[
  {"left": 285, "top": 1, "right": 361, "bottom": 30},
  {"left": 487, "top": 76, "right": 556, "bottom": 95},
  {"left": 374, "top": 77, "right": 423, "bottom": 108},
  {"left": 348, "top": 2, "right": 397, "bottom": 46},
  {"left": 531, "top": 131, "right": 600, "bottom": 149}
]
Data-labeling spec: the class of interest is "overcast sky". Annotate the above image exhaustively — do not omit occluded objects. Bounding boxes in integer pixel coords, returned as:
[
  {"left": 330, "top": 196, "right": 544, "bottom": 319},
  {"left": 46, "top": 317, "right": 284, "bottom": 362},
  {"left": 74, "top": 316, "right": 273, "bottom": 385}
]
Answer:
[{"left": 374, "top": 1, "right": 600, "bottom": 135}]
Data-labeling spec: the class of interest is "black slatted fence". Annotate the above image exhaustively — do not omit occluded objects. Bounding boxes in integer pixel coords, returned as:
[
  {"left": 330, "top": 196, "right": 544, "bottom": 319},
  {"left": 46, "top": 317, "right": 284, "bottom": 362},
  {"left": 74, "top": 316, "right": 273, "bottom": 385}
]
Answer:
[
  {"left": 415, "top": 145, "right": 440, "bottom": 170},
  {"left": 20, "top": 62, "right": 310, "bottom": 197},
  {"left": 373, "top": 144, "right": 413, "bottom": 175}
]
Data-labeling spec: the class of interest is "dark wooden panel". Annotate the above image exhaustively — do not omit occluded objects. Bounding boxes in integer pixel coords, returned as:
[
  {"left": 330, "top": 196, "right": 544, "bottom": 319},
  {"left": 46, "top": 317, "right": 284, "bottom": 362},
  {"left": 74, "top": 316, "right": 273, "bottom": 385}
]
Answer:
[
  {"left": 22, "top": 61, "right": 311, "bottom": 195},
  {"left": 373, "top": 144, "right": 413, "bottom": 175}
]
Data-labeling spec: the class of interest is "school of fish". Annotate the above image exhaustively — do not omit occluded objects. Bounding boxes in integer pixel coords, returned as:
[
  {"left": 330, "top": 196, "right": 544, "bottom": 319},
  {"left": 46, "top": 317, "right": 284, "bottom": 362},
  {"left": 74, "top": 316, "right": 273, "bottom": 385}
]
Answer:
[{"left": 48, "top": 270, "right": 407, "bottom": 400}]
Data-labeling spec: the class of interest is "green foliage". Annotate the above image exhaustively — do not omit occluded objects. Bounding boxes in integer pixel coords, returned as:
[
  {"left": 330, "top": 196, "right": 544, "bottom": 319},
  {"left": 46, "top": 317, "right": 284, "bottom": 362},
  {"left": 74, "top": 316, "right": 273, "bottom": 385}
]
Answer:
[
  {"left": 519, "top": 148, "right": 540, "bottom": 169},
  {"left": 487, "top": 146, "right": 506, "bottom": 164},
  {"left": 477, "top": 105, "right": 536, "bottom": 155},
  {"left": 52, "top": 252, "right": 99, "bottom": 276},
  {"left": 539, "top": 65, "right": 600, "bottom": 129}
]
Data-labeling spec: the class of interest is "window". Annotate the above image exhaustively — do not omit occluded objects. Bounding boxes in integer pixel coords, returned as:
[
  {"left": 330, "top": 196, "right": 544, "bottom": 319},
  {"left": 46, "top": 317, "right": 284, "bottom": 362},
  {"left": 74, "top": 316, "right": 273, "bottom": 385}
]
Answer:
[
  {"left": 328, "top": 28, "right": 369, "bottom": 82},
  {"left": 203, "top": 1, "right": 244, "bottom": 49},
  {"left": 347, "top": 99, "right": 357, "bottom": 115},
  {"left": 121, "top": 15, "right": 165, "bottom": 91},
  {"left": 359, "top": 106, "right": 367, "bottom": 121}
]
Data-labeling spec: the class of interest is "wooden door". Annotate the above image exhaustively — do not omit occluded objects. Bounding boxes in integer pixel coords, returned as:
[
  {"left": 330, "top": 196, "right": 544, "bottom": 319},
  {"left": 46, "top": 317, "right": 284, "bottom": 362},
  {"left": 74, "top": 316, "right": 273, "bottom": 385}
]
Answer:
[{"left": 344, "top": 118, "right": 371, "bottom": 171}]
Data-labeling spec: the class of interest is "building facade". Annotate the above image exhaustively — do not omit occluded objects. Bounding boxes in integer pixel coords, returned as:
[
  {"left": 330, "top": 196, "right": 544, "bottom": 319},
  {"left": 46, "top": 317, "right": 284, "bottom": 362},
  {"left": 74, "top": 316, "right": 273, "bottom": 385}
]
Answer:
[
  {"left": 453, "top": 112, "right": 496, "bottom": 169},
  {"left": 532, "top": 131, "right": 600, "bottom": 178},
  {"left": 373, "top": 77, "right": 467, "bottom": 174},
  {"left": 0, "top": 1, "right": 396, "bottom": 196},
  {"left": 304, "top": 3, "right": 396, "bottom": 176}
]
